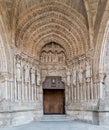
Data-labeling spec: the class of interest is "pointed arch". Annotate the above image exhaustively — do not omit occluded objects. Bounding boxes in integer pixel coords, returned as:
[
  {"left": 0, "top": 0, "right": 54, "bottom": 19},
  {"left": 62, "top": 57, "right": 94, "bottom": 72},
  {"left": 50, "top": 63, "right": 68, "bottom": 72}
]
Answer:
[
  {"left": 0, "top": 6, "right": 13, "bottom": 80},
  {"left": 99, "top": 20, "right": 109, "bottom": 74}
]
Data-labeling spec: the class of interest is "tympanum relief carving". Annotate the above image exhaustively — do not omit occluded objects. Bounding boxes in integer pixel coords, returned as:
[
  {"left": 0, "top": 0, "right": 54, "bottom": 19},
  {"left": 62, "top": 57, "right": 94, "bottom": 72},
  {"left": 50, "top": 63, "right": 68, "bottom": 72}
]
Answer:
[
  {"left": 40, "top": 42, "right": 66, "bottom": 84},
  {"left": 40, "top": 42, "right": 66, "bottom": 64}
]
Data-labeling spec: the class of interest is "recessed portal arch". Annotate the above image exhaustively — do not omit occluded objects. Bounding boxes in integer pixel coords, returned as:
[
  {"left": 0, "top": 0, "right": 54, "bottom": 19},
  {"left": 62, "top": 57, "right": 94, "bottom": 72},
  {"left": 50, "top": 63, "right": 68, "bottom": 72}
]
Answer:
[{"left": 40, "top": 42, "right": 67, "bottom": 115}]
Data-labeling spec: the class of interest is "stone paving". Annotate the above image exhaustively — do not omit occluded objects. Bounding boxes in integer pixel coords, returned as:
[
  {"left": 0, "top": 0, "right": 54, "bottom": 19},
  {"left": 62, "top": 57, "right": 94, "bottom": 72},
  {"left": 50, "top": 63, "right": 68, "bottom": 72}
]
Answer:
[{"left": 0, "top": 121, "right": 109, "bottom": 130}]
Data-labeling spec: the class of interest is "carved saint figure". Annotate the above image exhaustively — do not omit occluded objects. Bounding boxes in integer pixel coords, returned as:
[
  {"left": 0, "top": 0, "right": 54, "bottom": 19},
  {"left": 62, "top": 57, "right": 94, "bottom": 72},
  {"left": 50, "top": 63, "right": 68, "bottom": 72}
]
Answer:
[
  {"left": 78, "top": 64, "right": 83, "bottom": 84},
  {"left": 24, "top": 64, "right": 30, "bottom": 82},
  {"left": 67, "top": 69, "right": 71, "bottom": 86},
  {"left": 72, "top": 67, "right": 77, "bottom": 86},
  {"left": 37, "top": 69, "right": 41, "bottom": 85},
  {"left": 86, "top": 59, "right": 91, "bottom": 78},
  {"left": 16, "top": 61, "right": 21, "bottom": 81},
  {"left": 30, "top": 68, "right": 36, "bottom": 85}
]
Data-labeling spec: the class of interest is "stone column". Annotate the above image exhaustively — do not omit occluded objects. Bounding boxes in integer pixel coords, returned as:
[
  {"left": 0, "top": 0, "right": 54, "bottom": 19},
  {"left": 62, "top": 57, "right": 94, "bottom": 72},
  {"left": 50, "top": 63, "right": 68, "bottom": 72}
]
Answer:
[
  {"left": 99, "top": 73, "right": 106, "bottom": 99},
  {"left": 24, "top": 64, "right": 30, "bottom": 101},
  {"left": 72, "top": 66, "right": 77, "bottom": 101},
  {"left": 66, "top": 68, "right": 71, "bottom": 102},
  {"left": 37, "top": 68, "right": 41, "bottom": 86},
  {"left": 21, "top": 61, "right": 25, "bottom": 101},
  {"left": 30, "top": 67, "right": 36, "bottom": 101},
  {"left": 85, "top": 59, "right": 92, "bottom": 100},
  {"left": 83, "top": 79, "right": 87, "bottom": 101},
  {"left": 10, "top": 79, "right": 14, "bottom": 101},
  {"left": 77, "top": 63, "right": 83, "bottom": 101},
  {"left": 93, "top": 75, "right": 97, "bottom": 100},
  {"left": 66, "top": 68, "right": 71, "bottom": 86}
]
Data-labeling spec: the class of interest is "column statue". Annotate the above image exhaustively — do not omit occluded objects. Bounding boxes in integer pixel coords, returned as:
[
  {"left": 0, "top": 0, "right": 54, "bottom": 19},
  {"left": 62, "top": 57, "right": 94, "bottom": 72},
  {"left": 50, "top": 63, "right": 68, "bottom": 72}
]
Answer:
[
  {"left": 67, "top": 68, "right": 71, "bottom": 86},
  {"left": 86, "top": 59, "right": 91, "bottom": 81},
  {"left": 72, "top": 67, "right": 77, "bottom": 86},
  {"left": 30, "top": 67, "right": 36, "bottom": 85},
  {"left": 37, "top": 69, "right": 41, "bottom": 86},
  {"left": 24, "top": 64, "right": 30, "bottom": 82},
  {"left": 16, "top": 61, "right": 21, "bottom": 81},
  {"left": 78, "top": 64, "right": 83, "bottom": 84}
]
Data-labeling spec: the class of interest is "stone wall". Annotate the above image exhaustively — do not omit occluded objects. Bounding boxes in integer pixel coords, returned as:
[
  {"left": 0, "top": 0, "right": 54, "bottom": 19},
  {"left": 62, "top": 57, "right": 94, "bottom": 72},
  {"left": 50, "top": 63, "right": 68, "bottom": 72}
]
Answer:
[{"left": 0, "top": 52, "right": 43, "bottom": 126}]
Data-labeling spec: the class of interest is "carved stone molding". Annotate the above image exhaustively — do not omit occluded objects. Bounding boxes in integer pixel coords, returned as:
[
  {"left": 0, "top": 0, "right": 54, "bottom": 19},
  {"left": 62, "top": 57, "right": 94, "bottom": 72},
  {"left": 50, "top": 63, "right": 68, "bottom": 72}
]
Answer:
[{"left": 15, "top": 1, "right": 89, "bottom": 59}]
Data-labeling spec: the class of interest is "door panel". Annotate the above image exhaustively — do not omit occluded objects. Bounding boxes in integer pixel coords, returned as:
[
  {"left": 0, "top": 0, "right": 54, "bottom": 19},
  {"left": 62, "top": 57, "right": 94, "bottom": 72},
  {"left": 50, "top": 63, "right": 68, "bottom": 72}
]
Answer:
[{"left": 44, "top": 90, "right": 65, "bottom": 114}]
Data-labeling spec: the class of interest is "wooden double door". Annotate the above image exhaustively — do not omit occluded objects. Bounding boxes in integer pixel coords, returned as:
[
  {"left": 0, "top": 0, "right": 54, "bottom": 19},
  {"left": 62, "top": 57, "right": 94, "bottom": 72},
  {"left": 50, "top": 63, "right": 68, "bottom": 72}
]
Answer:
[{"left": 43, "top": 89, "right": 65, "bottom": 114}]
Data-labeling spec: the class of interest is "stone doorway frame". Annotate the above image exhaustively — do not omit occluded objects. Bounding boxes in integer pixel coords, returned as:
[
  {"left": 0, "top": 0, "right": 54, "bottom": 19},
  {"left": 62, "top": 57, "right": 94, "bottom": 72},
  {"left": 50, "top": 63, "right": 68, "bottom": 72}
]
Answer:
[{"left": 42, "top": 76, "right": 66, "bottom": 115}]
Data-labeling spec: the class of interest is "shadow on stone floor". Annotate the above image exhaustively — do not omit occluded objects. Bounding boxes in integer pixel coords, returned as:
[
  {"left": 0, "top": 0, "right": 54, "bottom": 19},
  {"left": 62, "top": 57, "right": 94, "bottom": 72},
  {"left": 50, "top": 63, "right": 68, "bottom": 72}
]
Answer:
[{"left": 0, "top": 121, "right": 109, "bottom": 130}]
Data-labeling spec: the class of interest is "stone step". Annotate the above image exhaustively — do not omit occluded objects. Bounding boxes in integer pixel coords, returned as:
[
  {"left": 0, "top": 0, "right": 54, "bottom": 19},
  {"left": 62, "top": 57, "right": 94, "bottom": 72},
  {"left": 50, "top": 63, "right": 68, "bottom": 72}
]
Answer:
[{"left": 40, "top": 115, "right": 73, "bottom": 122}]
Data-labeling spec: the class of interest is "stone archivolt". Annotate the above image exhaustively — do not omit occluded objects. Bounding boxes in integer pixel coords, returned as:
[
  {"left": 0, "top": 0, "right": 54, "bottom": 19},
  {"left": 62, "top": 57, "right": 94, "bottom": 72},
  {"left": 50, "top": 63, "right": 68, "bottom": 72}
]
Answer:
[
  {"left": 15, "top": 1, "right": 90, "bottom": 60},
  {"left": 16, "top": 0, "right": 87, "bottom": 20}
]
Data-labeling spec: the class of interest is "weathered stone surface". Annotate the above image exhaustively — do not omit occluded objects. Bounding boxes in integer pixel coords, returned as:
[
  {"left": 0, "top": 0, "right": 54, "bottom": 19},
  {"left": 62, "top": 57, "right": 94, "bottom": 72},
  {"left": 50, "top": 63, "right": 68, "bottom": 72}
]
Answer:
[{"left": 0, "top": 0, "right": 109, "bottom": 127}]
